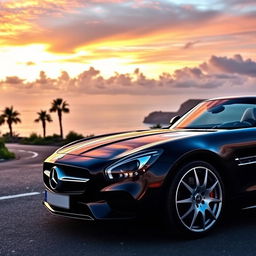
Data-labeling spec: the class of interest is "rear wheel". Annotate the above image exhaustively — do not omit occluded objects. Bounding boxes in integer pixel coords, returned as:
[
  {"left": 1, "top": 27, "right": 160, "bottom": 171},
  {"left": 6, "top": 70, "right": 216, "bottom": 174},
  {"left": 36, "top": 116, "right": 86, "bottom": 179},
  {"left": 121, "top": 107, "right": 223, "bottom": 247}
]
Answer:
[{"left": 166, "top": 161, "right": 224, "bottom": 237}]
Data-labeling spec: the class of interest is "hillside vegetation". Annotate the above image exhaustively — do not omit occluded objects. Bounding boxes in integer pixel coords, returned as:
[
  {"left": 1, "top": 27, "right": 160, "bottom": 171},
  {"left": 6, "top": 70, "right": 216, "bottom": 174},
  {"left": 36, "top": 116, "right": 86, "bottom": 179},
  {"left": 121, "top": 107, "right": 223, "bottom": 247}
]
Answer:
[{"left": 0, "top": 139, "right": 15, "bottom": 160}]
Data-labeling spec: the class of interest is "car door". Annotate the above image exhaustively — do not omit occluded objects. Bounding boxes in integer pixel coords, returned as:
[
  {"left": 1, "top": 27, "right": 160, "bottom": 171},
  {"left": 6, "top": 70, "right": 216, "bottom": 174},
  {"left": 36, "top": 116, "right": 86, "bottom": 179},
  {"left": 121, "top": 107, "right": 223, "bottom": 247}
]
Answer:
[{"left": 228, "top": 128, "right": 256, "bottom": 201}]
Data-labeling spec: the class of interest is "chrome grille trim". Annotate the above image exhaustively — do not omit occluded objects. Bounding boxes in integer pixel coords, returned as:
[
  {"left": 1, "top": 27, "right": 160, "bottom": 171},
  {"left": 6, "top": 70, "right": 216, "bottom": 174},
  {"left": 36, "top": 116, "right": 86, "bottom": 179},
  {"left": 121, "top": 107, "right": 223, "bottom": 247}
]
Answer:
[
  {"left": 44, "top": 169, "right": 90, "bottom": 183},
  {"left": 60, "top": 177, "right": 90, "bottom": 183}
]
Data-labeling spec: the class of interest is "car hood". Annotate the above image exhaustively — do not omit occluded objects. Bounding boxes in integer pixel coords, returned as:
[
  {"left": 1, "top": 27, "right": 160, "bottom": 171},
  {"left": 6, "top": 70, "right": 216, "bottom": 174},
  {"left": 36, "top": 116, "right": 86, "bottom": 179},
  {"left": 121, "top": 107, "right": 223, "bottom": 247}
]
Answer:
[{"left": 56, "top": 129, "right": 212, "bottom": 160}]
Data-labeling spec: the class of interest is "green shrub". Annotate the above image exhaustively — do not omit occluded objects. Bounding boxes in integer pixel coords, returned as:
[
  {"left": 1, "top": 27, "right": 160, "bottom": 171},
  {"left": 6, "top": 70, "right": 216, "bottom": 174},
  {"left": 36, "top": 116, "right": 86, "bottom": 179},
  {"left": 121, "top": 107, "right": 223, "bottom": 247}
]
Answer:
[
  {"left": 0, "top": 139, "right": 15, "bottom": 159},
  {"left": 2, "top": 132, "right": 20, "bottom": 143},
  {"left": 20, "top": 133, "right": 62, "bottom": 145},
  {"left": 150, "top": 124, "right": 163, "bottom": 129},
  {"left": 19, "top": 132, "right": 94, "bottom": 145},
  {"left": 65, "top": 131, "right": 84, "bottom": 143}
]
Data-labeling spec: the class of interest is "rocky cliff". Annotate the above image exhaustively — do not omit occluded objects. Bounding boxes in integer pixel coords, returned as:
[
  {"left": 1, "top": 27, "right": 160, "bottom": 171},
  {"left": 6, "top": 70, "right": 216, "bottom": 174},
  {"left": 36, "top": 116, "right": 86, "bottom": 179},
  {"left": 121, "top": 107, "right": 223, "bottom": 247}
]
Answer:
[{"left": 143, "top": 99, "right": 204, "bottom": 124}]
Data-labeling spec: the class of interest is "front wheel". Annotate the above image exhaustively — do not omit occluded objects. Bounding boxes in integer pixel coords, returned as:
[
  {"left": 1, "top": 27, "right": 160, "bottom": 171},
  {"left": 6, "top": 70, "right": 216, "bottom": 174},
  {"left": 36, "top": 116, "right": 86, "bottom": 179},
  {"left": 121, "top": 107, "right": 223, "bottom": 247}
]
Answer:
[{"left": 166, "top": 161, "right": 225, "bottom": 237}]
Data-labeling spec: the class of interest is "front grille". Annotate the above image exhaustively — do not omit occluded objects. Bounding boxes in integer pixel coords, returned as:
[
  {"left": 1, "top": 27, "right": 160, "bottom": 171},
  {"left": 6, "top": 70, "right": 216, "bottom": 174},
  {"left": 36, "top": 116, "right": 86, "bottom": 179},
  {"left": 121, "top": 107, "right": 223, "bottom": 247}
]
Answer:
[
  {"left": 43, "top": 162, "right": 107, "bottom": 200},
  {"left": 44, "top": 162, "right": 90, "bottom": 178},
  {"left": 43, "top": 163, "right": 91, "bottom": 195}
]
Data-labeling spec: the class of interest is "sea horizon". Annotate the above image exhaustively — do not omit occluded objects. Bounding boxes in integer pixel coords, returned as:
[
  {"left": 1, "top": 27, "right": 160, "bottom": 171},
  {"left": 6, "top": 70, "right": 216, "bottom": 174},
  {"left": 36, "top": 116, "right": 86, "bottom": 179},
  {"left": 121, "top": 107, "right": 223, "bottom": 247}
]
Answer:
[{"left": 0, "top": 101, "right": 171, "bottom": 138}]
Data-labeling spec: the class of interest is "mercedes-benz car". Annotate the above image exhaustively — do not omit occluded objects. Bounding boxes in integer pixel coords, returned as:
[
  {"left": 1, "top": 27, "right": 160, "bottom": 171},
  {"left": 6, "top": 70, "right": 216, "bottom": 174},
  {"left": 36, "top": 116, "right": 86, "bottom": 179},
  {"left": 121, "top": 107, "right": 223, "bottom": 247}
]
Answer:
[{"left": 43, "top": 96, "right": 256, "bottom": 236}]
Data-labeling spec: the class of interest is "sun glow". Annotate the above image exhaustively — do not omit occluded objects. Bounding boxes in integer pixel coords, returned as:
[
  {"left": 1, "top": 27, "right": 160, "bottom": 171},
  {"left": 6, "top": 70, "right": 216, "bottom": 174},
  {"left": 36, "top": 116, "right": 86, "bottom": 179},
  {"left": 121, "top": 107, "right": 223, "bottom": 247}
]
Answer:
[
  {"left": 0, "top": 40, "right": 192, "bottom": 80},
  {"left": 0, "top": 44, "right": 93, "bottom": 80}
]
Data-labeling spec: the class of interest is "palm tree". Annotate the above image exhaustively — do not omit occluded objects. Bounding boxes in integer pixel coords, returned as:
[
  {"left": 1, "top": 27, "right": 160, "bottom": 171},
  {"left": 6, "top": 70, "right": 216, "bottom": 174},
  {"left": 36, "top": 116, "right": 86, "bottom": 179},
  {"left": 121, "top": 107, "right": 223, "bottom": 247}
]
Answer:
[
  {"left": 2, "top": 106, "right": 21, "bottom": 137},
  {"left": 0, "top": 115, "right": 4, "bottom": 135},
  {"left": 0, "top": 115, "right": 4, "bottom": 126},
  {"left": 50, "top": 98, "right": 70, "bottom": 139},
  {"left": 34, "top": 110, "right": 52, "bottom": 138}
]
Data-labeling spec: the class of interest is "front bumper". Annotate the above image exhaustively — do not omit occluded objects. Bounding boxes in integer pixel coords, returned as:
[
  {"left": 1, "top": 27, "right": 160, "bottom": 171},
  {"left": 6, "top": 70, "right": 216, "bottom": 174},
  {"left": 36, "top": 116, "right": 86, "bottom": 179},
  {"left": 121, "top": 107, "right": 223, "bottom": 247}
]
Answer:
[
  {"left": 43, "top": 189, "right": 140, "bottom": 220},
  {"left": 43, "top": 158, "right": 165, "bottom": 220},
  {"left": 43, "top": 182, "right": 165, "bottom": 220}
]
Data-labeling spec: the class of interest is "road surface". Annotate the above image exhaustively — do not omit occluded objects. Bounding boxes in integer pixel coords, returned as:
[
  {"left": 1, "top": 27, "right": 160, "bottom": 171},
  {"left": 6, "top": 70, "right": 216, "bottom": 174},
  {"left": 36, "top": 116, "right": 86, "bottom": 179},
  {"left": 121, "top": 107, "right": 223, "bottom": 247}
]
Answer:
[{"left": 0, "top": 143, "right": 256, "bottom": 256}]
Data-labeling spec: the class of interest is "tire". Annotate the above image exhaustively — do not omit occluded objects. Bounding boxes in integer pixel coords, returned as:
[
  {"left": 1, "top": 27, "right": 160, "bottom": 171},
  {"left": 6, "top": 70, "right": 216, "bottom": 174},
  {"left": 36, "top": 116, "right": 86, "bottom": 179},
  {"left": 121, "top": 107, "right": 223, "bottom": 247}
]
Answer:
[{"left": 166, "top": 161, "right": 225, "bottom": 237}]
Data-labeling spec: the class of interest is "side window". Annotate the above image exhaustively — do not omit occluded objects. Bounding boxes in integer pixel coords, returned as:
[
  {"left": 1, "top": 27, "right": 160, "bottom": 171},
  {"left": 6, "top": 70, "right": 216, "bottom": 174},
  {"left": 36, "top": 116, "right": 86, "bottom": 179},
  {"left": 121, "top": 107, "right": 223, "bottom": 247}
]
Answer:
[{"left": 240, "top": 107, "right": 256, "bottom": 127}]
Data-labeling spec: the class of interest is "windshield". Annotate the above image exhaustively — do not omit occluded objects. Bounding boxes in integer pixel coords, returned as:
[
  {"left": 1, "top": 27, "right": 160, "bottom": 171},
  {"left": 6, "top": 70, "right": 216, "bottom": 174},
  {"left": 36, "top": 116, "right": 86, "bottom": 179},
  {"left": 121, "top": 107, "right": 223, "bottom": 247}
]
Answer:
[{"left": 172, "top": 98, "right": 256, "bottom": 129}]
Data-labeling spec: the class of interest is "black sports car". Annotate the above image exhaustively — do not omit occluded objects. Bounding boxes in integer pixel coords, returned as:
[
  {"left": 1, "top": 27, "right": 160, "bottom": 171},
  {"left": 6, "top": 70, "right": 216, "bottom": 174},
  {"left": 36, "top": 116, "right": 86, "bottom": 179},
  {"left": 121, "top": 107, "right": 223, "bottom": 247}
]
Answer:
[{"left": 43, "top": 96, "right": 256, "bottom": 236}]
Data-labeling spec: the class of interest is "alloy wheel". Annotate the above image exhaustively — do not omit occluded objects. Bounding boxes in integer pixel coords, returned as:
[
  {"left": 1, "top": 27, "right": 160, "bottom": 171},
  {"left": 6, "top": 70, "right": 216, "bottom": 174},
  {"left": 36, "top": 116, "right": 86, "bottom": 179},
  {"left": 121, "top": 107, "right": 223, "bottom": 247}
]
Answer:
[{"left": 175, "top": 166, "right": 223, "bottom": 232}]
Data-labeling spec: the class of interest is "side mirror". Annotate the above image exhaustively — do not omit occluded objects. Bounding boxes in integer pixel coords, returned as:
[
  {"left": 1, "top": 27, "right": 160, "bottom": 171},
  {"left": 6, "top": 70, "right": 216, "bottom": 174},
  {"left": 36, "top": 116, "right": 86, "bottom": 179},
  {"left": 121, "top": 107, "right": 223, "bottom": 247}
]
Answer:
[{"left": 170, "top": 115, "right": 180, "bottom": 126}]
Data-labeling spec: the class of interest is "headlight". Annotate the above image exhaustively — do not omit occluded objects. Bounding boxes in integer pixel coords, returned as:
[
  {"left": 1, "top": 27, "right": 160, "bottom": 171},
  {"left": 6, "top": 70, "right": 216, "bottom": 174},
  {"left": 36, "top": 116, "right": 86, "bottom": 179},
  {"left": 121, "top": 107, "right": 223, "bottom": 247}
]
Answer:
[{"left": 105, "top": 150, "right": 162, "bottom": 180}]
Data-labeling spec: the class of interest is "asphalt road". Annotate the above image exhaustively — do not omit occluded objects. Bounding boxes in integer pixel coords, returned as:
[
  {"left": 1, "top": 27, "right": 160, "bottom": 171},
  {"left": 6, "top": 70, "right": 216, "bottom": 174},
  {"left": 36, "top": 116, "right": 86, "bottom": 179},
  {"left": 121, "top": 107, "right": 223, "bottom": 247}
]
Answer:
[{"left": 1, "top": 144, "right": 256, "bottom": 256}]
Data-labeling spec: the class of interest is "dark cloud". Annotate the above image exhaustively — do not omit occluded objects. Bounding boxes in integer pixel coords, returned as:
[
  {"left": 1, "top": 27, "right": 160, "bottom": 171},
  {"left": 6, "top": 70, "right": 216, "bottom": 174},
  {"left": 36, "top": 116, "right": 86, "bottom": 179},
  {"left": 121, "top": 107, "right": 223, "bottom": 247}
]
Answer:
[
  {"left": 183, "top": 40, "right": 200, "bottom": 49},
  {"left": 201, "top": 54, "right": 256, "bottom": 76}
]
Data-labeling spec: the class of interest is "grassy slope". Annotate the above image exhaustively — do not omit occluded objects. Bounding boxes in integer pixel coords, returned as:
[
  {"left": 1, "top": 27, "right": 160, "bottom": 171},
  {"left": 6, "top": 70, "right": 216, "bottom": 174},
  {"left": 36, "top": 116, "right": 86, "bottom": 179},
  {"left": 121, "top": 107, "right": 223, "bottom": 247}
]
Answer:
[{"left": 0, "top": 139, "right": 15, "bottom": 159}]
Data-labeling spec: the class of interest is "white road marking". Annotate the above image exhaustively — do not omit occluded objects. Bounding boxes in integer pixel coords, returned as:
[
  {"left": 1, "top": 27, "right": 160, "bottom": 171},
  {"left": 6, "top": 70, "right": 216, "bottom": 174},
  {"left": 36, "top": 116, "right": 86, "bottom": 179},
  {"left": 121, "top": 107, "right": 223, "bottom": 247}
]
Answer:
[
  {"left": 0, "top": 192, "right": 40, "bottom": 201},
  {"left": 18, "top": 150, "right": 39, "bottom": 159}
]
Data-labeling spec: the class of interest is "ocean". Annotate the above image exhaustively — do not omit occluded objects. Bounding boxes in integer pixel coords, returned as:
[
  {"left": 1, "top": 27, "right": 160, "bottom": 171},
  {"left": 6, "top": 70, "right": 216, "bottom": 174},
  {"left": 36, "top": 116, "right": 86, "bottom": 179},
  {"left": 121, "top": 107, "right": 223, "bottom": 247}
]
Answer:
[{"left": 0, "top": 93, "right": 189, "bottom": 137}]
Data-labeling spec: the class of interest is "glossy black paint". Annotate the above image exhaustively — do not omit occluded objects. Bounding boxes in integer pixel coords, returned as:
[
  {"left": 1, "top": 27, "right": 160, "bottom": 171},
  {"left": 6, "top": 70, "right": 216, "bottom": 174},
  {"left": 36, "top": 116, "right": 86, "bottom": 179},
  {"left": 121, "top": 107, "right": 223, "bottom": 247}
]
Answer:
[{"left": 43, "top": 97, "right": 256, "bottom": 221}]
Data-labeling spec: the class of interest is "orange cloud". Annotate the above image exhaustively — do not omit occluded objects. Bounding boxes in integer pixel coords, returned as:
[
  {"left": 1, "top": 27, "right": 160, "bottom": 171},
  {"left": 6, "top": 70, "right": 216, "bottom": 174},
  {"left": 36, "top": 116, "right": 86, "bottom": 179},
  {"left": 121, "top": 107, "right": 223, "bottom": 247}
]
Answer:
[
  {"left": 0, "top": 0, "right": 85, "bottom": 45},
  {"left": 0, "top": 0, "right": 245, "bottom": 53},
  {"left": 1, "top": 0, "right": 256, "bottom": 82}
]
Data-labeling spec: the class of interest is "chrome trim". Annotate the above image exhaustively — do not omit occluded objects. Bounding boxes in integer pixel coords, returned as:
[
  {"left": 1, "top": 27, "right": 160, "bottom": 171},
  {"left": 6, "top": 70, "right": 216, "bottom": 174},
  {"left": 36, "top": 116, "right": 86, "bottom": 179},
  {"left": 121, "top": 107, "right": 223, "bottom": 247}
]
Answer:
[
  {"left": 59, "top": 177, "right": 90, "bottom": 183},
  {"left": 235, "top": 156, "right": 256, "bottom": 166},
  {"left": 49, "top": 167, "right": 59, "bottom": 190},
  {"left": 238, "top": 160, "right": 256, "bottom": 166},
  {"left": 44, "top": 170, "right": 50, "bottom": 177},
  {"left": 43, "top": 201, "right": 94, "bottom": 221},
  {"left": 242, "top": 205, "right": 256, "bottom": 210}
]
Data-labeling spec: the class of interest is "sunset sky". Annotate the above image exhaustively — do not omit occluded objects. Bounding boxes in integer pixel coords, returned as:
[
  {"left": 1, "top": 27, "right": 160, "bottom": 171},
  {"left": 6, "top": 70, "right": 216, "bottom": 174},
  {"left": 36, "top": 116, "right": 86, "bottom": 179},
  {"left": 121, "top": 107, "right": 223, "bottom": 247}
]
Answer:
[{"left": 0, "top": 0, "right": 256, "bottom": 136}]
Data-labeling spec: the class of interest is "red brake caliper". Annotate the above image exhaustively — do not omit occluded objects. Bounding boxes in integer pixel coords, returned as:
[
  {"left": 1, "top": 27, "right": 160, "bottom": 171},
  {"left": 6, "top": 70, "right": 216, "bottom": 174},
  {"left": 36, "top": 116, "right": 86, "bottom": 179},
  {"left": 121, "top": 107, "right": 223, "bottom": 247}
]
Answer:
[{"left": 209, "top": 191, "right": 215, "bottom": 198}]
